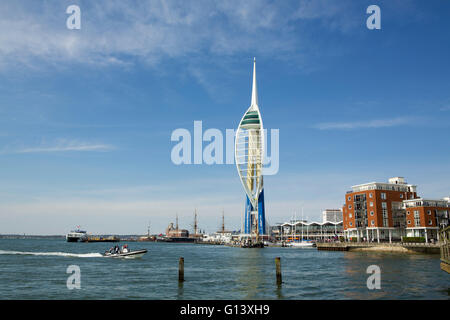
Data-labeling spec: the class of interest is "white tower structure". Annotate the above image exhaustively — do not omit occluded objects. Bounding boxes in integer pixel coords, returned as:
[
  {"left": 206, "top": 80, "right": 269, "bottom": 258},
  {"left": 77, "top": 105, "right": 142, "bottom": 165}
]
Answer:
[{"left": 235, "top": 58, "right": 265, "bottom": 244}]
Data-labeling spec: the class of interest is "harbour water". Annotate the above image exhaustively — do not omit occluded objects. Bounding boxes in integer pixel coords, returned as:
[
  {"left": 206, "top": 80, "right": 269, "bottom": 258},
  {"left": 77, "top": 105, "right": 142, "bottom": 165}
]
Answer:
[{"left": 0, "top": 239, "right": 448, "bottom": 299}]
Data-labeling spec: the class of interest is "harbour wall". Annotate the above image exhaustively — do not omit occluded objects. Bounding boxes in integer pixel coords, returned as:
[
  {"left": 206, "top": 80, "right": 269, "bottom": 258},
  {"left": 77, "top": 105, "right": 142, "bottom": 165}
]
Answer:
[{"left": 316, "top": 242, "right": 440, "bottom": 254}]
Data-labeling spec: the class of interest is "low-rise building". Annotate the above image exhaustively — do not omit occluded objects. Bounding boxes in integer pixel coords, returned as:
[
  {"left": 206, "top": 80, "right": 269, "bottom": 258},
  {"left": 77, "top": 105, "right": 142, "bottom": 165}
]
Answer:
[
  {"left": 202, "top": 231, "right": 232, "bottom": 243},
  {"left": 271, "top": 220, "right": 343, "bottom": 241},
  {"left": 403, "top": 198, "right": 449, "bottom": 242},
  {"left": 166, "top": 222, "right": 189, "bottom": 238}
]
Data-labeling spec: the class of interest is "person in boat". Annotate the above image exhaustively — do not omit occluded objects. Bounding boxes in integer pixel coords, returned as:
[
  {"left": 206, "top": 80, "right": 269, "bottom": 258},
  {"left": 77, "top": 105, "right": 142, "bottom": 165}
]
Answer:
[
  {"left": 114, "top": 245, "right": 119, "bottom": 254},
  {"left": 122, "top": 244, "right": 129, "bottom": 253}
]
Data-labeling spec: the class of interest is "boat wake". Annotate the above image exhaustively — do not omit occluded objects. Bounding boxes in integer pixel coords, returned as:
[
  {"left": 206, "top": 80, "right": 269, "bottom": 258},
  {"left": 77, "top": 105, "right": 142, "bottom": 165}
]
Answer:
[{"left": 0, "top": 250, "right": 103, "bottom": 258}]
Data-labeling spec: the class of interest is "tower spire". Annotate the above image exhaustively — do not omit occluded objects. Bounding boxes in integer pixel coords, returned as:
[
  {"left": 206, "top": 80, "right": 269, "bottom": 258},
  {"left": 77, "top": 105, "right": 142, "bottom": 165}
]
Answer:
[{"left": 251, "top": 57, "right": 258, "bottom": 107}]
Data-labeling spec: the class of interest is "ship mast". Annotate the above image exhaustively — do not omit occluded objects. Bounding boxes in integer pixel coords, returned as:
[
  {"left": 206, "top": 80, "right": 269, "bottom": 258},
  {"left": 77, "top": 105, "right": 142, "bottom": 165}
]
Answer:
[
  {"left": 194, "top": 209, "right": 198, "bottom": 235},
  {"left": 222, "top": 210, "right": 225, "bottom": 233}
]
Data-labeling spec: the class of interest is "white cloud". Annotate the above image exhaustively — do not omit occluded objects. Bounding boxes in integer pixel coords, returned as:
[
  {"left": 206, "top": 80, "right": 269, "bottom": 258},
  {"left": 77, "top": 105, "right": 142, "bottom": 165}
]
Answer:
[
  {"left": 2, "top": 139, "right": 115, "bottom": 154},
  {"left": 313, "top": 117, "right": 417, "bottom": 130}
]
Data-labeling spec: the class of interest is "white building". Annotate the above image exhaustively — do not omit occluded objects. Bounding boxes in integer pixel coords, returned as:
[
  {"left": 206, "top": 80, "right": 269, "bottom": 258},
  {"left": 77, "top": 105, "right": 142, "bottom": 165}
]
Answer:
[
  {"left": 202, "top": 231, "right": 233, "bottom": 244},
  {"left": 322, "top": 209, "right": 343, "bottom": 223},
  {"left": 271, "top": 220, "right": 343, "bottom": 241}
]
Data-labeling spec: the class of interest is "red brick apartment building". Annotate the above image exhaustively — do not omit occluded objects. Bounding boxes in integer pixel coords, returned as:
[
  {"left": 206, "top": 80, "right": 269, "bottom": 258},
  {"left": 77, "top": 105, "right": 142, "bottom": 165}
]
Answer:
[
  {"left": 403, "top": 198, "right": 449, "bottom": 241},
  {"left": 343, "top": 177, "right": 449, "bottom": 243}
]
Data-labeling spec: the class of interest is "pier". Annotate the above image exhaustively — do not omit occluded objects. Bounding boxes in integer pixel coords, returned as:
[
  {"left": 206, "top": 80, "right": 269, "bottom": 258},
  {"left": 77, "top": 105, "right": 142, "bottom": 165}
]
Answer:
[
  {"left": 316, "top": 242, "right": 441, "bottom": 254},
  {"left": 81, "top": 235, "right": 120, "bottom": 242},
  {"left": 439, "top": 226, "right": 450, "bottom": 273}
]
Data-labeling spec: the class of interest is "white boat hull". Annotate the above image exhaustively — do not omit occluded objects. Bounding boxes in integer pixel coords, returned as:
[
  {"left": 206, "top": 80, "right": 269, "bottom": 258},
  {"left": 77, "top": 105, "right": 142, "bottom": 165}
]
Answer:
[
  {"left": 287, "top": 242, "right": 315, "bottom": 248},
  {"left": 103, "top": 249, "right": 147, "bottom": 258}
]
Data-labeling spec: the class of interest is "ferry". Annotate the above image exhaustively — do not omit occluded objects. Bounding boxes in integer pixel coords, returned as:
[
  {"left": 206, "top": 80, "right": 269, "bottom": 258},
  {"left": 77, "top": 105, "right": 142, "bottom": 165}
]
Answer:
[{"left": 66, "top": 227, "right": 87, "bottom": 242}]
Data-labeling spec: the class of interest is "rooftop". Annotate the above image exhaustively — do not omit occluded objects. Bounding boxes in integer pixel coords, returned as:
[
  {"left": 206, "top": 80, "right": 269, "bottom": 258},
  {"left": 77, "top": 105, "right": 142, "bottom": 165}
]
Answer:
[{"left": 351, "top": 177, "right": 417, "bottom": 193}]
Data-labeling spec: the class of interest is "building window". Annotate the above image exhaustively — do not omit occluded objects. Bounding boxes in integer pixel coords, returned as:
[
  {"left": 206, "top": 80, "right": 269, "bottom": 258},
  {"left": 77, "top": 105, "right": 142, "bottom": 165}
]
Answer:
[
  {"left": 400, "top": 194, "right": 403, "bottom": 199},
  {"left": 349, "top": 213, "right": 352, "bottom": 218},
  {"left": 349, "top": 222, "right": 352, "bottom": 227},
  {"left": 407, "top": 211, "right": 410, "bottom": 215},
  {"left": 371, "top": 220, "right": 375, "bottom": 226},
  {"left": 428, "top": 220, "right": 432, "bottom": 225},
  {"left": 414, "top": 210, "right": 419, "bottom": 224},
  {"left": 381, "top": 193, "right": 386, "bottom": 200},
  {"left": 427, "top": 210, "right": 431, "bottom": 215},
  {"left": 370, "top": 202, "right": 374, "bottom": 207},
  {"left": 348, "top": 204, "right": 352, "bottom": 209},
  {"left": 348, "top": 196, "right": 351, "bottom": 201},
  {"left": 369, "top": 193, "right": 373, "bottom": 198},
  {"left": 370, "top": 211, "right": 374, "bottom": 216},
  {"left": 407, "top": 220, "right": 411, "bottom": 224}
]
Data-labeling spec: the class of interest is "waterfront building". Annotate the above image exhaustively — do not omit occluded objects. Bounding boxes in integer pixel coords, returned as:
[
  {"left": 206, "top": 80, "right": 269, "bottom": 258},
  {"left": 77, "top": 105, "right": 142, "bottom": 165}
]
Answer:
[
  {"left": 322, "top": 209, "right": 343, "bottom": 223},
  {"left": 342, "top": 176, "right": 449, "bottom": 243},
  {"left": 202, "top": 231, "right": 233, "bottom": 244},
  {"left": 271, "top": 220, "right": 343, "bottom": 242},
  {"left": 235, "top": 58, "right": 266, "bottom": 240},
  {"left": 166, "top": 222, "right": 189, "bottom": 238},
  {"left": 166, "top": 215, "right": 190, "bottom": 238},
  {"left": 403, "top": 198, "right": 449, "bottom": 242}
]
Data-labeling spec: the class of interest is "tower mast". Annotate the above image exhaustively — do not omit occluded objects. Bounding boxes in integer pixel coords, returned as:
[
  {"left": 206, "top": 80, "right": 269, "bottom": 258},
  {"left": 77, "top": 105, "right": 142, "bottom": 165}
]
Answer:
[{"left": 252, "top": 57, "right": 260, "bottom": 244}]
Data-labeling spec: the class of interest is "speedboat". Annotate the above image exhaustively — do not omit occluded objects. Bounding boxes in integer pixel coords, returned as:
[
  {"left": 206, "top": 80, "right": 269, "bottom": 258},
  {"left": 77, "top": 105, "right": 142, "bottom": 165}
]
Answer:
[{"left": 103, "top": 249, "right": 147, "bottom": 258}]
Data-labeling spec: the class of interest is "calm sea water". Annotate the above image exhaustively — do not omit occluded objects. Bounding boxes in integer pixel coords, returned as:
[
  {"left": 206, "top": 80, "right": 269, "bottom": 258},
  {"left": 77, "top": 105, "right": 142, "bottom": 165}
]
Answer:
[{"left": 0, "top": 238, "right": 448, "bottom": 300}]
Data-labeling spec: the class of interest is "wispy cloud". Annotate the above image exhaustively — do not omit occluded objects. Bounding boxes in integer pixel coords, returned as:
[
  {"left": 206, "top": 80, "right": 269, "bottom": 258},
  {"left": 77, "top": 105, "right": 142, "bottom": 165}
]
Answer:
[
  {"left": 313, "top": 117, "right": 417, "bottom": 130},
  {"left": 0, "top": 0, "right": 356, "bottom": 71},
  {"left": 2, "top": 139, "right": 116, "bottom": 154}
]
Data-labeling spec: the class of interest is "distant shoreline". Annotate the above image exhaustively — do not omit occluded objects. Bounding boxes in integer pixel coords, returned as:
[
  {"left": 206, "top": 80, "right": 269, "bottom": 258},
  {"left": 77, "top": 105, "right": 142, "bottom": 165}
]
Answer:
[
  {"left": 0, "top": 235, "right": 64, "bottom": 239},
  {"left": 0, "top": 234, "right": 144, "bottom": 239}
]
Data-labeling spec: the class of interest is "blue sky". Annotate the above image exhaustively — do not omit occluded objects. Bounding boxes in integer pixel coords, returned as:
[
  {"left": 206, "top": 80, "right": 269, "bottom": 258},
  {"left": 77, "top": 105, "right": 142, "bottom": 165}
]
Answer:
[{"left": 0, "top": 0, "right": 449, "bottom": 234}]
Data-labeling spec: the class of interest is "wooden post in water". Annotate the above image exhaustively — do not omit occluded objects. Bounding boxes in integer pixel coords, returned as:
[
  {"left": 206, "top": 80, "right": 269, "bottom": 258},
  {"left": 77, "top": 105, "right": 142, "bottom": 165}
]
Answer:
[
  {"left": 178, "top": 257, "right": 185, "bottom": 282},
  {"left": 275, "top": 257, "right": 282, "bottom": 286}
]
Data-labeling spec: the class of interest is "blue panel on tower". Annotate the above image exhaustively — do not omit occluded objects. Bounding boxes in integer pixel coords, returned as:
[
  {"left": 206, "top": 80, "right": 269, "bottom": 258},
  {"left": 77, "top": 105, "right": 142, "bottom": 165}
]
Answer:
[{"left": 244, "top": 189, "right": 266, "bottom": 235}]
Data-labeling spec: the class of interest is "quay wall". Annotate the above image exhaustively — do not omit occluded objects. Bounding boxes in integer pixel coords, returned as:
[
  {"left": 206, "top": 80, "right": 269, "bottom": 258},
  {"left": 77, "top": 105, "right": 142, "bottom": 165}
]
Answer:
[{"left": 316, "top": 242, "right": 440, "bottom": 254}]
